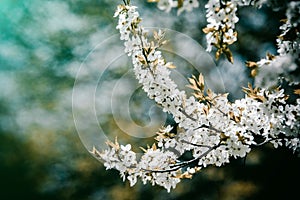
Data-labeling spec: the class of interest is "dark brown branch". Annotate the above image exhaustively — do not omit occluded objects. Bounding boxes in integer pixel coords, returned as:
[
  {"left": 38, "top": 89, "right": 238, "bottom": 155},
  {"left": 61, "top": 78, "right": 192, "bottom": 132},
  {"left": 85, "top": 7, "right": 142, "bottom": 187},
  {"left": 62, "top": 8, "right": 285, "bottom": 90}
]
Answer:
[
  {"left": 180, "top": 140, "right": 212, "bottom": 148},
  {"left": 216, "top": 107, "right": 227, "bottom": 117},
  {"left": 194, "top": 123, "right": 224, "bottom": 134},
  {"left": 179, "top": 106, "right": 198, "bottom": 122},
  {"left": 142, "top": 142, "right": 221, "bottom": 173}
]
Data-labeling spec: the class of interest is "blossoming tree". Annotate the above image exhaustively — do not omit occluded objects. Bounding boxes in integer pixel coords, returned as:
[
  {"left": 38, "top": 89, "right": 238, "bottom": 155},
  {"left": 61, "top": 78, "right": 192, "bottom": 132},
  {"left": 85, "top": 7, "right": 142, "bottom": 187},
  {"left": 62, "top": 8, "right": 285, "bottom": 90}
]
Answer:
[{"left": 91, "top": 0, "right": 300, "bottom": 192}]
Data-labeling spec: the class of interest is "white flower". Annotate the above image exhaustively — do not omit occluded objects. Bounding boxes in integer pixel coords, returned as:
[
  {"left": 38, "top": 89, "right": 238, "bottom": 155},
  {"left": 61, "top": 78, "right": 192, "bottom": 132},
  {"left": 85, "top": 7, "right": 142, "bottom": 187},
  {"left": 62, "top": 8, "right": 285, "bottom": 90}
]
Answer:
[
  {"left": 178, "top": 0, "right": 199, "bottom": 15},
  {"left": 127, "top": 173, "right": 138, "bottom": 187},
  {"left": 285, "top": 138, "right": 300, "bottom": 152},
  {"left": 157, "top": 0, "right": 178, "bottom": 13},
  {"left": 187, "top": 167, "right": 196, "bottom": 174},
  {"left": 121, "top": 144, "right": 132, "bottom": 151},
  {"left": 270, "top": 139, "right": 283, "bottom": 149},
  {"left": 154, "top": 173, "right": 180, "bottom": 192},
  {"left": 160, "top": 125, "right": 173, "bottom": 133},
  {"left": 237, "top": 0, "right": 267, "bottom": 7},
  {"left": 124, "top": 36, "right": 141, "bottom": 56}
]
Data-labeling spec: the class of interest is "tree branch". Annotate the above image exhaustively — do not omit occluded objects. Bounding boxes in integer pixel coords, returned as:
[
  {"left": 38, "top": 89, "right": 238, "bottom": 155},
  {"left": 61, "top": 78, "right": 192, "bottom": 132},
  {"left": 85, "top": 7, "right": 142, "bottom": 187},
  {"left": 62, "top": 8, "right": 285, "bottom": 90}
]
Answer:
[{"left": 142, "top": 142, "right": 221, "bottom": 173}]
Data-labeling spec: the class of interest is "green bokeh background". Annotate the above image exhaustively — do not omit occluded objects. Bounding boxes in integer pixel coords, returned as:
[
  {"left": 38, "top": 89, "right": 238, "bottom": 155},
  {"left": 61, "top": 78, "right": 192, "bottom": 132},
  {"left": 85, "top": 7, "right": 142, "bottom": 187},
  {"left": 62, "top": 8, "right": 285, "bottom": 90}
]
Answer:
[{"left": 0, "top": 0, "right": 299, "bottom": 199}]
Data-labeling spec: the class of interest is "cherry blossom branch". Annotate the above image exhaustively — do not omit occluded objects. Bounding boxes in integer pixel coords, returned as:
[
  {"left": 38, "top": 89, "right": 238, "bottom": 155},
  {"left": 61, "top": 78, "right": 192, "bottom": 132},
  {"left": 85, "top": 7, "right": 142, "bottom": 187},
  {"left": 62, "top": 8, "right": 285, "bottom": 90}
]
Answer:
[
  {"left": 180, "top": 139, "right": 215, "bottom": 148},
  {"left": 193, "top": 123, "right": 224, "bottom": 134},
  {"left": 255, "top": 137, "right": 279, "bottom": 146},
  {"left": 142, "top": 142, "right": 221, "bottom": 173},
  {"left": 91, "top": 1, "right": 300, "bottom": 192},
  {"left": 178, "top": 106, "right": 197, "bottom": 122}
]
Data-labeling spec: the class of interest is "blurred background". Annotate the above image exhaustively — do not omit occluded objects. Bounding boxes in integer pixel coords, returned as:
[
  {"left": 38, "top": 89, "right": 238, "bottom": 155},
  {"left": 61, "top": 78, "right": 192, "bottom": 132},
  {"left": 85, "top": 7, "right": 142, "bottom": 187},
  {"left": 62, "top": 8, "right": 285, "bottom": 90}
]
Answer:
[{"left": 0, "top": 0, "right": 299, "bottom": 199}]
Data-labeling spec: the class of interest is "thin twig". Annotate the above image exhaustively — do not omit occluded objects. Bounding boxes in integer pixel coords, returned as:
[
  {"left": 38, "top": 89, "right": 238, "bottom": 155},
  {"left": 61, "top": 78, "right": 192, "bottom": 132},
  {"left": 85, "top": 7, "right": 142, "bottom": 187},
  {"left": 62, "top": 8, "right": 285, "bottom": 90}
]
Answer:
[
  {"left": 194, "top": 123, "right": 224, "bottom": 134},
  {"left": 142, "top": 143, "right": 221, "bottom": 173},
  {"left": 179, "top": 106, "right": 198, "bottom": 122},
  {"left": 181, "top": 140, "right": 212, "bottom": 148},
  {"left": 254, "top": 137, "right": 280, "bottom": 146}
]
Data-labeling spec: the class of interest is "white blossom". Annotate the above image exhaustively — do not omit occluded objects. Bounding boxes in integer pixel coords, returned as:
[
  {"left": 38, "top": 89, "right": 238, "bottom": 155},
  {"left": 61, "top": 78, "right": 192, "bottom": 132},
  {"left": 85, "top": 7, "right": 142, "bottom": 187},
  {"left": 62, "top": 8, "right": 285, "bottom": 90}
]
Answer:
[
  {"left": 204, "top": 0, "right": 239, "bottom": 54},
  {"left": 177, "top": 0, "right": 199, "bottom": 15},
  {"left": 155, "top": 0, "right": 200, "bottom": 14},
  {"left": 237, "top": 0, "right": 267, "bottom": 7},
  {"left": 276, "top": 1, "right": 300, "bottom": 59},
  {"left": 157, "top": 0, "right": 178, "bottom": 13},
  {"left": 92, "top": 1, "right": 300, "bottom": 192}
]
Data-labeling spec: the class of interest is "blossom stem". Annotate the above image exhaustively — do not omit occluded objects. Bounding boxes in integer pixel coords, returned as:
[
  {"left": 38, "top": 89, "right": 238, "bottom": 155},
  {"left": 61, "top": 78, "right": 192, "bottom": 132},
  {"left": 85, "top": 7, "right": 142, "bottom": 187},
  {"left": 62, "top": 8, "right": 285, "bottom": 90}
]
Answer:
[
  {"left": 180, "top": 140, "right": 213, "bottom": 148},
  {"left": 142, "top": 142, "right": 221, "bottom": 173},
  {"left": 255, "top": 138, "right": 277, "bottom": 146},
  {"left": 194, "top": 123, "right": 225, "bottom": 134},
  {"left": 179, "top": 106, "right": 198, "bottom": 122}
]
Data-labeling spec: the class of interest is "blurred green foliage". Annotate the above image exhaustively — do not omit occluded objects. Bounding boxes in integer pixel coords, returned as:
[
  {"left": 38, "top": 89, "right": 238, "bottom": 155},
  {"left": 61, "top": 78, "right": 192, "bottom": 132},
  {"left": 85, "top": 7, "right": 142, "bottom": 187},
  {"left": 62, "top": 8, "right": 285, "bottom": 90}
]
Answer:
[{"left": 0, "top": 0, "right": 299, "bottom": 199}]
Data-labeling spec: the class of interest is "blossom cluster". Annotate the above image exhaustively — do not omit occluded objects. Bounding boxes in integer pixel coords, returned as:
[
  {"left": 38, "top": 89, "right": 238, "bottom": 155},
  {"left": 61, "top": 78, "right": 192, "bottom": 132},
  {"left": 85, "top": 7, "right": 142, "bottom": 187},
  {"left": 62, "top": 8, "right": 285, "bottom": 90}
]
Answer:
[
  {"left": 149, "top": 0, "right": 199, "bottom": 15},
  {"left": 153, "top": 0, "right": 300, "bottom": 64},
  {"left": 150, "top": 0, "right": 239, "bottom": 62},
  {"left": 151, "top": 0, "right": 268, "bottom": 62},
  {"left": 238, "top": 0, "right": 267, "bottom": 8},
  {"left": 203, "top": 0, "right": 240, "bottom": 63},
  {"left": 246, "top": 1, "right": 300, "bottom": 88},
  {"left": 276, "top": 1, "right": 300, "bottom": 59},
  {"left": 91, "top": 2, "right": 300, "bottom": 192}
]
